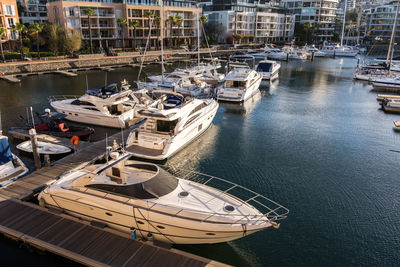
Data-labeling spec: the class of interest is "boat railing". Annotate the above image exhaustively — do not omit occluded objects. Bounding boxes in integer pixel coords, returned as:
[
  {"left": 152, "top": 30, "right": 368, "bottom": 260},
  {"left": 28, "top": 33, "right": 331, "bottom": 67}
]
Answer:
[
  {"left": 161, "top": 166, "right": 289, "bottom": 224},
  {"left": 48, "top": 95, "right": 80, "bottom": 103}
]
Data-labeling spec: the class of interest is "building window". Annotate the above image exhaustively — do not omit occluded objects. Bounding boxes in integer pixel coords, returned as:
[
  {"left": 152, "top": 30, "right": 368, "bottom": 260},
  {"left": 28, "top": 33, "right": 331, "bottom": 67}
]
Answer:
[
  {"left": 5, "top": 5, "right": 15, "bottom": 16},
  {"left": 7, "top": 18, "right": 15, "bottom": 27}
]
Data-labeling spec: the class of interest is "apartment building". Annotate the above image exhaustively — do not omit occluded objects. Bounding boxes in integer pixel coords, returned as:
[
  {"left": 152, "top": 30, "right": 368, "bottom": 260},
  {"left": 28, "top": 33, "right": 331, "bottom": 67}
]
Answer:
[
  {"left": 281, "top": 0, "right": 339, "bottom": 42},
  {"left": 364, "top": 0, "right": 400, "bottom": 42},
  {"left": 0, "top": 0, "right": 19, "bottom": 48},
  {"left": 46, "top": 0, "right": 201, "bottom": 48},
  {"left": 205, "top": 1, "right": 295, "bottom": 44},
  {"left": 17, "top": 0, "right": 48, "bottom": 24}
]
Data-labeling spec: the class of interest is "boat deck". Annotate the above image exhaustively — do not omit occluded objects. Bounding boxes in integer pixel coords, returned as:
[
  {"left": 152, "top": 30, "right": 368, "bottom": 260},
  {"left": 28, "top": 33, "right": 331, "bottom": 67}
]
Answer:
[{"left": 0, "top": 130, "right": 227, "bottom": 266}]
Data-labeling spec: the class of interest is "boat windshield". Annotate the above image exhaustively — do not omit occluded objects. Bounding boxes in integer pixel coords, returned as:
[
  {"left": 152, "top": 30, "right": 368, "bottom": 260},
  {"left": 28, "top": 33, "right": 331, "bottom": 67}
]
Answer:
[
  {"left": 86, "top": 165, "right": 178, "bottom": 199},
  {"left": 256, "top": 63, "right": 272, "bottom": 72},
  {"left": 226, "top": 80, "right": 246, "bottom": 88}
]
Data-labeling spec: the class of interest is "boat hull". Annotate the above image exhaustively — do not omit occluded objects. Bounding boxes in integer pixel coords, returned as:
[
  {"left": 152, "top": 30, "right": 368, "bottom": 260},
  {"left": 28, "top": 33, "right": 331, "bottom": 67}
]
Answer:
[{"left": 217, "top": 75, "right": 262, "bottom": 102}]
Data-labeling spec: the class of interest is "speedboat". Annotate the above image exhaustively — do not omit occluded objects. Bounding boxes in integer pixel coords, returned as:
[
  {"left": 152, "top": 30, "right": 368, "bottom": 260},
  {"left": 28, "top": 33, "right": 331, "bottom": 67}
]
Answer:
[
  {"left": 229, "top": 52, "right": 255, "bottom": 62},
  {"left": 302, "top": 46, "right": 326, "bottom": 57},
  {"left": 264, "top": 48, "right": 288, "bottom": 61},
  {"left": 393, "top": 121, "right": 400, "bottom": 132},
  {"left": 372, "top": 76, "right": 400, "bottom": 90},
  {"left": 16, "top": 110, "right": 94, "bottom": 141},
  {"left": 321, "top": 44, "right": 358, "bottom": 57},
  {"left": 0, "top": 134, "right": 28, "bottom": 187},
  {"left": 16, "top": 140, "right": 71, "bottom": 159},
  {"left": 255, "top": 60, "right": 280, "bottom": 80},
  {"left": 49, "top": 81, "right": 142, "bottom": 128},
  {"left": 382, "top": 99, "right": 400, "bottom": 113},
  {"left": 217, "top": 68, "right": 262, "bottom": 102},
  {"left": 376, "top": 94, "right": 400, "bottom": 106},
  {"left": 126, "top": 90, "right": 218, "bottom": 160},
  {"left": 37, "top": 151, "right": 289, "bottom": 244},
  {"left": 282, "top": 47, "right": 308, "bottom": 60}
]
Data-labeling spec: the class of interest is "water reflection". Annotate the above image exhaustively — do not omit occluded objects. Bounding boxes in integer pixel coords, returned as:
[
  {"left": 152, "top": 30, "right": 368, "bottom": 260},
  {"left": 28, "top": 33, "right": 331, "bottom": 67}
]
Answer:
[{"left": 219, "top": 91, "right": 263, "bottom": 115}]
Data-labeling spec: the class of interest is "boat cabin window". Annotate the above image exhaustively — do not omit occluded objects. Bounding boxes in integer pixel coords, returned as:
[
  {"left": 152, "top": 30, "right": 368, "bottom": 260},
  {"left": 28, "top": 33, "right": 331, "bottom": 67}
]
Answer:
[
  {"left": 157, "top": 119, "right": 178, "bottom": 133},
  {"left": 226, "top": 80, "right": 246, "bottom": 88},
  {"left": 107, "top": 105, "right": 124, "bottom": 115},
  {"left": 189, "top": 103, "right": 207, "bottom": 116},
  {"left": 71, "top": 100, "right": 96, "bottom": 106},
  {"left": 85, "top": 165, "right": 178, "bottom": 199},
  {"left": 256, "top": 63, "right": 272, "bottom": 72}
]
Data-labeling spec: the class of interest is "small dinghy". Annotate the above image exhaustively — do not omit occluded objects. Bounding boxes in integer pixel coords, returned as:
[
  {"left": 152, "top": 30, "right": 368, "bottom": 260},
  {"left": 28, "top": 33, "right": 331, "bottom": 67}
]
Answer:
[
  {"left": 17, "top": 140, "right": 71, "bottom": 159},
  {"left": 0, "top": 135, "right": 28, "bottom": 187},
  {"left": 393, "top": 121, "right": 400, "bottom": 132}
]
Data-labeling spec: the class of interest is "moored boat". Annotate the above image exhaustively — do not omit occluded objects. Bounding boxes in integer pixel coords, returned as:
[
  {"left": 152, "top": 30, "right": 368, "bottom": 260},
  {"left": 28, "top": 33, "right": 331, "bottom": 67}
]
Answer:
[
  {"left": 393, "top": 121, "right": 400, "bottom": 132},
  {"left": 255, "top": 60, "right": 280, "bottom": 80},
  {"left": 37, "top": 151, "right": 289, "bottom": 244},
  {"left": 17, "top": 140, "right": 72, "bottom": 159}
]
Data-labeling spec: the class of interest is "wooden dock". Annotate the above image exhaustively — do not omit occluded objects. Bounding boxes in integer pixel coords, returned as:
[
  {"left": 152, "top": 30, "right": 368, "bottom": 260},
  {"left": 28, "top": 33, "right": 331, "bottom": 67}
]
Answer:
[{"left": 0, "top": 132, "right": 227, "bottom": 266}]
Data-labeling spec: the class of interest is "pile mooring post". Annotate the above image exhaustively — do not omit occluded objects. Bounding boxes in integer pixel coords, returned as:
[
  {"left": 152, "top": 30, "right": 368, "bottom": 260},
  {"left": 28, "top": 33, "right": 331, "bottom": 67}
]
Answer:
[{"left": 29, "top": 128, "right": 41, "bottom": 169}]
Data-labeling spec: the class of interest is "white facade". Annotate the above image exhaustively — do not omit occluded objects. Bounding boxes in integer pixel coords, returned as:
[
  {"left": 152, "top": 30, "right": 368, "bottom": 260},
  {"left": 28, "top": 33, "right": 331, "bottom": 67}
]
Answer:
[
  {"left": 206, "top": 10, "right": 295, "bottom": 43},
  {"left": 281, "top": 0, "right": 339, "bottom": 41}
]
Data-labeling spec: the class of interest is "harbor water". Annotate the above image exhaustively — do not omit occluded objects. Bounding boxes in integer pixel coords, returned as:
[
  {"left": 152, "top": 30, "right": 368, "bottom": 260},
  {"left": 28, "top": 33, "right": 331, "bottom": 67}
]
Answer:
[{"left": 0, "top": 58, "right": 399, "bottom": 266}]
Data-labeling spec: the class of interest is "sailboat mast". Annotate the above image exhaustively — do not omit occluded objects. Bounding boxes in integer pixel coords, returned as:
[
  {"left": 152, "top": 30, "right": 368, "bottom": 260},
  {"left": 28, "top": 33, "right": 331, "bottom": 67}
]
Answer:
[
  {"left": 341, "top": 0, "right": 348, "bottom": 47},
  {"left": 196, "top": 1, "right": 200, "bottom": 65},
  {"left": 386, "top": 0, "right": 400, "bottom": 67},
  {"left": 159, "top": 0, "right": 165, "bottom": 81}
]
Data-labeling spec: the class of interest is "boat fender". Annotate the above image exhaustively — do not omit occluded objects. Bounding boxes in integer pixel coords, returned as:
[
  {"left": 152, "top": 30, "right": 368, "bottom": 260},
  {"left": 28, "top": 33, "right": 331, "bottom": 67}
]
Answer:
[
  {"left": 271, "top": 221, "right": 280, "bottom": 229},
  {"left": 39, "top": 198, "right": 46, "bottom": 208},
  {"left": 70, "top": 136, "right": 80, "bottom": 146},
  {"left": 131, "top": 228, "right": 137, "bottom": 240},
  {"left": 241, "top": 224, "right": 247, "bottom": 236}
]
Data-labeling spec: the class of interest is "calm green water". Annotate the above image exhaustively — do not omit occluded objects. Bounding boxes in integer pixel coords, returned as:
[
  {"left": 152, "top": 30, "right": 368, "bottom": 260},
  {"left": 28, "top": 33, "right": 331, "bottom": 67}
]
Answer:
[{"left": 0, "top": 58, "right": 399, "bottom": 266}]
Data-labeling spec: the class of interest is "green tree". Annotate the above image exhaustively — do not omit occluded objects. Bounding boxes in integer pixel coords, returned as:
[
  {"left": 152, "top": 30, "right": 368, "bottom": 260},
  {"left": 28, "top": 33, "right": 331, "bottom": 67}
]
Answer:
[
  {"left": 85, "top": 8, "right": 95, "bottom": 54},
  {"left": 44, "top": 23, "right": 60, "bottom": 55},
  {"left": 129, "top": 19, "right": 140, "bottom": 50},
  {"left": 167, "top": 15, "right": 176, "bottom": 48},
  {"left": 62, "top": 28, "right": 82, "bottom": 55},
  {"left": 12, "top": 23, "right": 27, "bottom": 59},
  {"left": 175, "top": 15, "right": 183, "bottom": 45},
  {"left": 0, "top": 27, "right": 5, "bottom": 62},
  {"left": 303, "top": 21, "right": 313, "bottom": 44},
  {"left": 154, "top": 16, "right": 161, "bottom": 50},
  {"left": 29, "top": 22, "right": 44, "bottom": 59},
  {"left": 200, "top": 14, "right": 208, "bottom": 46},
  {"left": 144, "top": 11, "right": 154, "bottom": 49},
  {"left": 117, "top": 18, "right": 127, "bottom": 50}
]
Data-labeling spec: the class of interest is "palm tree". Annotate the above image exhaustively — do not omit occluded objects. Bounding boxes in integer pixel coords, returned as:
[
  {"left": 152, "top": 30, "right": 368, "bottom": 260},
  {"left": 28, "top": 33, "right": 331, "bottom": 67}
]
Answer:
[
  {"left": 144, "top": 11, "right": 154, "bottom": 49},
  {"left": 12, "top": 23, "right": 27, "bottom": 60},
  {"left": 129, "top": 19, "right": 140, "bottom": 50},
  {"left": 167, "top": 15, "right": 176, "bottom": 48},
  {"left": 175, "top": 15, "right": 183, "bottom": 46},
  {"left": 154, "top": 16, "right": 161, "bottom": 50},
  {"left": 117, "top": 18, "right": 127, "bottom": 50},
  {"left": 200, "top": 15, "right": 208, "bottom": 46},
  {"left": 0, "top": 27, "right": 5, "bottom": 62},
  {"left": 85, "top": 8, "right": 95, "bottom": 54},
  {"left": 29, "top": 22, "right": 44, "bottom": 59}
]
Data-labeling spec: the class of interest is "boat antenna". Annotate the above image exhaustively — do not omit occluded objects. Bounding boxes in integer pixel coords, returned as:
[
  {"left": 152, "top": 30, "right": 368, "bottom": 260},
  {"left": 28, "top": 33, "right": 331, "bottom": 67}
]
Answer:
[
  {"left": 196, "top": 0, "right": 200, "bottom": 65},
  {"left": 159, "top": 0, "right": 165, "bottom": 82},
  {"left": 26, "top": 107, "right": 30, "bottom": 126},
  {"left": 121, "top": 128, "right": 125, "bottom": 152},
  {"left": 29, "top": 106, "right": 35, "bottom": 129},
  {"left": 340, "top": 0, "right": 347, "bottom": 48},
  {"left": 85, "top": 74, "right": 89, "bottom": 90},
  {"left": 0, "top": 111, "right": 2, "bottom": 135},
  {"left": 386, "top": 0, "right": 400, "bottom": 69},
  {"left": 137, "top": 14, "right": 155, "bottom": 82}
]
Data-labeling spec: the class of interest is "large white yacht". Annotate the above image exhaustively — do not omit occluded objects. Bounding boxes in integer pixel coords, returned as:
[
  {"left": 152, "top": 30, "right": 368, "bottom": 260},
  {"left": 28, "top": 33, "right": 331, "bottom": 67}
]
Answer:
[
  {"left": 217, "top": 68, "right": 262, "bottom": 102},
  {"left": 0, "top": 134, "right": 28, "bottom": 187},
  {"left": 264, "top": 48, "right": 288, "bottom": 61},
  {"left": 37, "top": 151, "right": 289, "bottom": 244},
  {"left": 49, "top": 82, "right": 145, "bottom": 128},
  {"left": 126, "top": 91, "right": 218, "bottom": 160},
  {"left": 255, "top": 60, "right": 281, "bottom": 80},
  {"left": 321, "top": 45, "right": 358, "bottom": 57}
]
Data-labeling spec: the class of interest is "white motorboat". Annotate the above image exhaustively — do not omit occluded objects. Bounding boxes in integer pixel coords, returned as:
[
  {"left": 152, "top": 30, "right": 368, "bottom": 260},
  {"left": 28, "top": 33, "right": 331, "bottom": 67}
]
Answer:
[
  {"left": 229, "top": 53, "right": 255, "bottom": 62},
  {"left": 393, "top": 121, "right": 400, "bottom": 132},
  {"left": 264, "top": 48, "right": 288, "bottom": 61},
  {"left": 17, "top": 140, "right": 71, "bottom": 157},
  {"left": 372, "top": 76, "right": 400, "bottom": 90},
  {"left": 49, "top": 82, "right": 142, "bottom": 128},
  {"left": 0, "top": 135, "right": 28, "bottom": 187},
  {"left": 247, "top": 50, "right": 269, "bottom": 59},
  {"left": 37, "top": 151, "right": 289, "bottom": 244},
  {"left": 302, "top": 46, "right": 326, "bottom": 57},
  {"left": 255, "top": 60, "right": 281, "bottom": 80},
  {"left": 282, "top": 47, "right": 308, "bottom": 60},
  {"left": 147, "top": 64, "right": 224, "bottom": 86},
  {"left": 126, "top": 91, "right": 218, "bottom": 160},
  {"left": 382, "top": 99, "right": 400, "bottom": 113},
  {"left": 217, "top": 68, "right": 262, "bottom": 102},
  {"left": 321, "top": 45, "right": 358, "bottom": 57}
]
